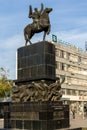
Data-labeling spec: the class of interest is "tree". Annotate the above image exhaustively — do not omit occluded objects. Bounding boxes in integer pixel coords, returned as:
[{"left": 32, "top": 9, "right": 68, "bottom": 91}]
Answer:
[{"left": 0, "top": 67, "right": 12, "bottom": 97}]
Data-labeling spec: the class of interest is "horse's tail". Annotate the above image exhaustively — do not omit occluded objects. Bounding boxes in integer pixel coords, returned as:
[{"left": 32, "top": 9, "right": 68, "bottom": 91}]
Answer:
[
  {"left": 24, "top": 25, "right": 33, "bottom": 45},
  {"left": 24, "top": 28, "right": 27, "bottom": 40},
  {"left": 24, "top": 28, "right": 29, "bottom": 45}
]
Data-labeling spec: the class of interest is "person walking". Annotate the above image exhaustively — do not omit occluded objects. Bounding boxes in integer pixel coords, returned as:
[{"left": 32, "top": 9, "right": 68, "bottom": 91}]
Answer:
[{"left": 72, "top": 109, "right": 75, "bottom": 119}]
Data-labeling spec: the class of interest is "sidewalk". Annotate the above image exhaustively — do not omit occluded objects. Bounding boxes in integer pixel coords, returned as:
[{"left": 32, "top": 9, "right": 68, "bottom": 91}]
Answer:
[
  {"left": 0, "top": 119, "right": 4, "bottom": 129},
  {"left": 69, "top": 114, "right": 87, "bottom": 129}
]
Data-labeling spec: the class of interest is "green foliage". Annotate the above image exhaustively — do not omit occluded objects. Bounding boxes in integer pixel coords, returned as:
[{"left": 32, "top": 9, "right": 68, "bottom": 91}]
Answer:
[{"left": 0, "top": 67, "right": 12, "bottom": 97}]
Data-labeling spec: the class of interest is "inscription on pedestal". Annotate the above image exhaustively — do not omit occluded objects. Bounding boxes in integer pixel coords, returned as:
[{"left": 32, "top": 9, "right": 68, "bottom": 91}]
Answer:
[{"left": 4, "top": 102, "right": 69, "bottom": 129}]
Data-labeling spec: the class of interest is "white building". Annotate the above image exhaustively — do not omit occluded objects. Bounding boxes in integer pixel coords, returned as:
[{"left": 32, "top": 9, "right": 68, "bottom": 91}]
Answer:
[{"left": 51, "top": 41, "right": 87, "bottom": 115}]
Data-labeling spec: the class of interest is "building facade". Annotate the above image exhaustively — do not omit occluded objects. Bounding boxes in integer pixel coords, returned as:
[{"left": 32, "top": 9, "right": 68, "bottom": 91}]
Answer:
[{"left": 52, "top": 41, "right": 87, "bottom": 115}]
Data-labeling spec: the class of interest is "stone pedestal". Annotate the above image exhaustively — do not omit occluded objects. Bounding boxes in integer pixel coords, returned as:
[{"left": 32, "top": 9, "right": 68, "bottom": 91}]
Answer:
[
  {"left": 4, "top": 41, "right": 69, "bottom": 130},
  {"left": 4, "top": 102, "right": 69, "bottom": 130},
  {"left": 16, "top": 41, "right": 55, "bottom": 83}
]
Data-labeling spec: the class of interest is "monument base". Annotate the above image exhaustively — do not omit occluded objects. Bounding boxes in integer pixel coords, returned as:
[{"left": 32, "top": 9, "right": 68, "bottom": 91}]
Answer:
[
  {"left": 4, "top": 102, "right": 69, "bottom": 130},
  {"left": 17, "top": 41, "right": 56, "bottom": 82}
]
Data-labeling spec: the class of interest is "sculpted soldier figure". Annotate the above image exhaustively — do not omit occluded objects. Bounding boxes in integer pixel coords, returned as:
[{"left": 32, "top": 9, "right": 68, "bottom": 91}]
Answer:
[
  {"left": 28, "top": 3, "right": 44, "bottom": 29},
  {"left": 12, "top": 76, "right": 65, "bottom": 102},
  {"left": 24, "top": 3, "right": 52, "bottom": 45}
]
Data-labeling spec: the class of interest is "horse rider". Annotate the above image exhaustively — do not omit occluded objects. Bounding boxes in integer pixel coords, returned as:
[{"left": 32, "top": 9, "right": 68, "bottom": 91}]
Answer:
[{"left": 28, "top": 3, "right": 44, "bottom": 29}]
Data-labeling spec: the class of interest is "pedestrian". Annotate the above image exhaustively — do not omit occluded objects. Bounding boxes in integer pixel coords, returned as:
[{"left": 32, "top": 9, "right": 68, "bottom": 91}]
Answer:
[{"left": 72, "top": 109, "right": 75, "bottom": 119}]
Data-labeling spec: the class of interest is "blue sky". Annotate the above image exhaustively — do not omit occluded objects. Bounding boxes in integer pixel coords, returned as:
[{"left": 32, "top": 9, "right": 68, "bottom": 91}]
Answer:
[{"left": 0, "top": 0, "right": 87, "bottom": 79}]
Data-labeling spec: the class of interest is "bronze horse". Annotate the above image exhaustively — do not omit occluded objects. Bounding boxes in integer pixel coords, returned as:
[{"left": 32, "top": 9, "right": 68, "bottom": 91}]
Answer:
[{"left": 24, "top": 7, "right": 52, "bottom": 45}]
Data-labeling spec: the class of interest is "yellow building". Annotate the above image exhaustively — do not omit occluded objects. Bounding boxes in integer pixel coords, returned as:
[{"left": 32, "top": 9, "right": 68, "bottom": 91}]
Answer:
[{"left": 51, "top": 41, "right": 87, "bottom": 115}]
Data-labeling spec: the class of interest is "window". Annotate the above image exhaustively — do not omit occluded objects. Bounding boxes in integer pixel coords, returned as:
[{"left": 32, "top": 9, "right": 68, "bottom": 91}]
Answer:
[
  {"left": 61, "top": 88, "right": 65, "bottom": 95},
  {"left": 55, "top": 61, "right": 59, "bottom": 69},
  {"left": 61, "top": 63, "right": 64, "bottom": 70},
  {"left": 72, "top": 90, "right": 76, "bottom": 96},
  {"left": 67, "top": 89, "right": 71, "bottom": 95},
  {"left": 67, "top": 53, "right": 70, "bottom": 60},
  {"left": 60, "top": 50, "right": 64, "bottom": 58}
]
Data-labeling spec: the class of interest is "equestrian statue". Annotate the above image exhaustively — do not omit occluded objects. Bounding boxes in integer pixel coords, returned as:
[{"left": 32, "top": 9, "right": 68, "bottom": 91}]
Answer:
[{"left": 24, "top": 3, "right": 53, "bottom": 45}]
